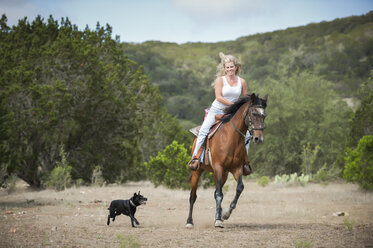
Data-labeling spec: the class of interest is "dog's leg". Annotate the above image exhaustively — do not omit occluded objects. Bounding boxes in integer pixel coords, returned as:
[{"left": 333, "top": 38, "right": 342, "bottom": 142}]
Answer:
[
  {"left": 107, "top": 215, "right": 111, "bottom": 225},
  {"left": 133, "top": 217, "right": 140, "bottom": 225},
  {"left": 129, "top": 214, "right": 138, "bottom": 227}
]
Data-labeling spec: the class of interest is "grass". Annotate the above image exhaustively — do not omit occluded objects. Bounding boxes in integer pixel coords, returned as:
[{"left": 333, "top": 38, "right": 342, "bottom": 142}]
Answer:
[
  {"left": 257, "top": 176, "right": 270, "bottom": 187},
  {"left": 344, "top": 217, "right": 355, "bottom": 230},
  {"left": 41, "top": 234, "right": 50, "bottom": 246},
  {"left": 294, "top": 240, "right": 313, "bottom": 248},
  {"left": 117, "top": 233, "right": 141, "bottom": 248}
]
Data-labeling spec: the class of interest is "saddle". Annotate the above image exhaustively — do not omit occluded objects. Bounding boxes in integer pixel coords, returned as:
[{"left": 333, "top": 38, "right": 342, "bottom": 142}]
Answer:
[
  {"left": 189, "top": 114, "right": 224, "bottom": 166},
  {"left": 189, "top": 114, "right": 224, "bottom": 139}
]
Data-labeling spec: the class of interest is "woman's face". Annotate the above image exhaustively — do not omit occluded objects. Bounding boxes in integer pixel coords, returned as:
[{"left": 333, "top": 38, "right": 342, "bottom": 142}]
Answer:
[{"left": 224, "top": 62, "right": 237, "bottom": 76}]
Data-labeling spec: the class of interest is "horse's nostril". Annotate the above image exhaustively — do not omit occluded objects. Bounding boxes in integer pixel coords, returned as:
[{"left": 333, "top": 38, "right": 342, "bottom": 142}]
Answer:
[{"left": 254, "top": 137, "right": 259, "bottom": 142}]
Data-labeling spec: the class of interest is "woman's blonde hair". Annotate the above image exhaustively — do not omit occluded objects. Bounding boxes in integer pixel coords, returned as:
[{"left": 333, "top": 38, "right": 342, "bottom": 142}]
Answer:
[
  {"left": 212, "top": 52, "right": 242, "bottom": 87},
  {"left": 216, "top": 52, "right": 242, "bottom": 77}
]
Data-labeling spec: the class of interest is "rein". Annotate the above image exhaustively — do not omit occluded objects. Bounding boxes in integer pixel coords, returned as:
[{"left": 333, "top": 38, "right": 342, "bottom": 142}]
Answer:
[
  {"left": 229, "top": 103, "right": 265, "bottom": 138},
  {"left": 229, "top": 119, "right": 246, "bottom": 138}
]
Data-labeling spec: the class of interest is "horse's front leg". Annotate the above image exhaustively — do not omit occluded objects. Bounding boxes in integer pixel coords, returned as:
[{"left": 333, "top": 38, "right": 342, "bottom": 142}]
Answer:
[
  {"left": 214, "top": 169, "right": 227, "bottom": 228},
  {"left": 214, "top": 179, "right": 224, "bottom": 228},
  {"left": 186, "top": 169, "right": 202, "bottom": 228},
  {"left": 223, "top": 170, "right": 244, "bottom": 220}
]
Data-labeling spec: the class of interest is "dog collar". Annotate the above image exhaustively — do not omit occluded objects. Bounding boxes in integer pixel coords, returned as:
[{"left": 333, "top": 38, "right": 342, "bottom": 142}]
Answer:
[{"left": 130, "top": 200, "right": 136, "bottom": 207}]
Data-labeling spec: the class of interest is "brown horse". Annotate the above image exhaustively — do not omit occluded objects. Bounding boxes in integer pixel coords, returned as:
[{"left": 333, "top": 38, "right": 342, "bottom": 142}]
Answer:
[{"left": 186, "top": 93, "right": 268, "bottom": 228}]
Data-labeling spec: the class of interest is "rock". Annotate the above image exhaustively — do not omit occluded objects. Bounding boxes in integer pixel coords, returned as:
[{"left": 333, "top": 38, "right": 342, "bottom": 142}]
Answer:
[{"left": 332, "top": 211, "right": 349, "bottom": 217}]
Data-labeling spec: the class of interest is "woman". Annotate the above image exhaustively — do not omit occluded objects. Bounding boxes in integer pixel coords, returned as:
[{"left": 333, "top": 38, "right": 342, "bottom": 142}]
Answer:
[{"left": 188, "top": 52, "right": 252, "bottom": 175}]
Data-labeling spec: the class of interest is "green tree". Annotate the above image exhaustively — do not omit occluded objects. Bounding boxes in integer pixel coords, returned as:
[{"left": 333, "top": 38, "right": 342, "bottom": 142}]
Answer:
[
  {"left": 348, "top": 70, "right": 373, "bottom": 147},
  {"left": 248, "top": 70, "right": 351, "bottom": 176},
  {"left": 46, "top": 146, "right": 72, "bottom": 191},
  {"left": 144, "top": 140, "right": 190, "bottom": 189},
  {"left": 344, "top": 135, "right": 373, "bottom": 189},
  {"left": 0, "top": 15, "right": 190, "bottom": 187}
]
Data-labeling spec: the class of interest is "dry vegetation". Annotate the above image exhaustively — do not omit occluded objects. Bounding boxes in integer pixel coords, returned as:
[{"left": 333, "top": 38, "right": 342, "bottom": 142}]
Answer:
[{"left": 1, "top": 178, "right": 373, "bottom": 248}]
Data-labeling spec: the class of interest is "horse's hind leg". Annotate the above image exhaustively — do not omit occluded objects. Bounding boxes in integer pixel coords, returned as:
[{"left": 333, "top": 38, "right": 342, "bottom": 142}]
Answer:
[
  {"left": 186, "top": 169, "right": 202, "bottom": 228},
  {"left": 223, "top": 171, "right": 244, "bottom": 220}
]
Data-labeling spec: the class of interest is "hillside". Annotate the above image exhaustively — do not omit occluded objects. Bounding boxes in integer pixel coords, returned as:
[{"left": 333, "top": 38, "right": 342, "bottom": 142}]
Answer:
[{"left": 121, "top": 11, "right": 373, "bottom": 126}]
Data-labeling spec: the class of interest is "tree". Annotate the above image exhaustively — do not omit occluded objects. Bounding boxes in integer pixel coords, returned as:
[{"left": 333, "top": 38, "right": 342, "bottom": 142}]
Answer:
[
  {"left": 144, "top": 141, "right": 190, "bottom": 189},
  {"left": 348, "top": 70, "right": 373, "bottom": 147},
  {"left": 344, "top": 135, "right": 373, "bottom": 189},
  {"left": 248, "top": 70, "right": 351, "bottom": 176},
  {"left": 0, "top": 15, "right": 190, "bottom": 187}
]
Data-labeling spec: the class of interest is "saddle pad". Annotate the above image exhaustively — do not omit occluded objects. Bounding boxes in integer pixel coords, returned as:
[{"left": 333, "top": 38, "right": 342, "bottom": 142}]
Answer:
[{"left": 189, "top": 121, "right": 223, "bottom": 140}]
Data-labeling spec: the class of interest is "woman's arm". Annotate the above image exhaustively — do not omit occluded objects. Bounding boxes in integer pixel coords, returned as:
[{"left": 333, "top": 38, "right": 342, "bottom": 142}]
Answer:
[
  {"left": 215, "top": 77, "right": 233, "bottom": 105},
  {"left": 241, "top": 78, "right": 247, "bottom": 96}
]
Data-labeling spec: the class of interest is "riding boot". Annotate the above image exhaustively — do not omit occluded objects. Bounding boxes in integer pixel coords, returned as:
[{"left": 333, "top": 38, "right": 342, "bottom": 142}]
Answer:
[
  {"left": 188, "top": 144, "right": 205, "bottom": 171},
  {"left": 243, "top": 153, "right": 253, "bottom": 176},
  {"left": 188, "top": 157, "right": 200, "bottom": 171}
]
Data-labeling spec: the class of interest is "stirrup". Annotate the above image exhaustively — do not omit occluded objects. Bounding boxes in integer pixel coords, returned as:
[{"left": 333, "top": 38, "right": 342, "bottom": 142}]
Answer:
[
  {"left": 243, "top": 161, "right": 253, "bottom": 176},
  {"left": 188, "top": 158, "right": 200, "bottom": 171}
]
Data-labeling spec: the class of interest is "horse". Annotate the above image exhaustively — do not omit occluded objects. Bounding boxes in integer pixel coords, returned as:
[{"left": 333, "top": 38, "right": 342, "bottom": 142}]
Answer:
[{"left": 186, "top": 93, "right": 268, "bottom": 228}]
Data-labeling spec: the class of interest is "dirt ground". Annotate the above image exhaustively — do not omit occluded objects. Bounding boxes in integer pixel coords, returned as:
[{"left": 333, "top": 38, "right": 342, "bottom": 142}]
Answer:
[{"left": 1, "top": 177, "right": 373, "bottom": 248}]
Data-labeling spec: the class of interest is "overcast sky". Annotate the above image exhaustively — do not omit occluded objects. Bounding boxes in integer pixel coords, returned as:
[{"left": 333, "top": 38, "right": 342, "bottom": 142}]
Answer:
[{"left": 1, "top": 0, "right": 372, "bottom": 44}]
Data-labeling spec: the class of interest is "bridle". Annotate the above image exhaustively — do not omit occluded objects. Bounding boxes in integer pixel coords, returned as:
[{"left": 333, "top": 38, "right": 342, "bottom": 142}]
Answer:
[{"left": 229, "top": 103, "right": 266, "bottom": 138}]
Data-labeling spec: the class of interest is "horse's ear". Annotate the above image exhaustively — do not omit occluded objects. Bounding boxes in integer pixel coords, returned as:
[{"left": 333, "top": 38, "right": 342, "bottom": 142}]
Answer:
[
  {"left": 250, "top": 93, "right": 257, "bottom": 102},
  {"left": 134, "top": 193, "right": 137, "bottom": 196},
  {"left": 138, "top": 191, "right": 140, "bottom": 195},
  {"left": 263, "top": 94, "right": 268, "bottom": 102}
]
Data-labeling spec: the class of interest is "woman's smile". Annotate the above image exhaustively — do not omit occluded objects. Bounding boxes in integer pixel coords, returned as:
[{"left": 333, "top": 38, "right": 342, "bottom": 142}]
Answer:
[{"left": 225, "top": 62, "right": 236, "bottom": 75}]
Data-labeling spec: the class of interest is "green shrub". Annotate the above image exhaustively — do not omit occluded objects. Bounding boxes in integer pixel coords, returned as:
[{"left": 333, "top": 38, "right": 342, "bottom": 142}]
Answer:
[
  {"left": 298, "top": 174, "right": 310, "bottom": 187},
  {"left": 343, "top": 217, "right": 355, "bottom": 230},
  {"left": 91, "top": 165, "right": 105, "bottom": 186},
  {"left": 200, "top": 171, "right": 215, "bottom": 188},
  {"left": 301, "top": 142, "right": 320, "bottom": 175},
  {"left": 274, "top": 174, "right": 290, "bottom": 183},
  {"left": 274, "top": 173, "right": 311, "bottom": 186},
  {"left": 344, "top": 135, "right": 373, "bottom": 190},
  {"left": 145, "top": 141, "right": 191, "bottom": 189},
  {"left": 314, "top": 163, "right": 329, "bottom": 182},
  {"left": 289, "top": 172, "right": 298, "bottom": 184},
  {"left": 47, "top": 165, "right": 72, "bottom": 191},
  {"left": 257, "top": 176, "right": 270, "bottom": 187},
  {"left": 75, "top": 178, "right": 84, "bottom": 187},
  {"left": 46, "top": 147, "right": 72, "bottom": 191}
]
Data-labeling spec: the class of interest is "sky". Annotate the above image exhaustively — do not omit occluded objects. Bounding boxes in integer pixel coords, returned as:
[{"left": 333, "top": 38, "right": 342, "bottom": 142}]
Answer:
[{"left": 1, "top": 0, "right": 373, "bottom": 44}]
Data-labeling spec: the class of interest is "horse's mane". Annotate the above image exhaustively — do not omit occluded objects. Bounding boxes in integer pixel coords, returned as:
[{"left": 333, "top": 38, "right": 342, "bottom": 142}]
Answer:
[{"left": 220, "top": 94, "right": 267, "bottom": 123}]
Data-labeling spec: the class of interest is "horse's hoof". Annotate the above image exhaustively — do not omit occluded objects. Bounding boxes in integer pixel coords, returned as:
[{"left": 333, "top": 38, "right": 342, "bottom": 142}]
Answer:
[
  {"left": 214, "top": 220, "right": 224, "bottom": 228},
  {"left": 185, "top": 223, "right": 194, "bottom": 228},
  {"left": 222, "top": 208, "right": 231, "bottom": 220}
]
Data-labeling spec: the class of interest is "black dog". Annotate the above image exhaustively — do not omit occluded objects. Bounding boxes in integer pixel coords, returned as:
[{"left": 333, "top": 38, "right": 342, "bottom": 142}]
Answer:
[{"left": 107, "top": 191, "right": 147, "bottom": 227}]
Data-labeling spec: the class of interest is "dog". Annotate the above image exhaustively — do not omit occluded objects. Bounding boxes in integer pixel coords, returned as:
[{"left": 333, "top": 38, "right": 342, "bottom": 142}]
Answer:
[{"left": 107, "top": 191, "right": 147, "bottom": 227}]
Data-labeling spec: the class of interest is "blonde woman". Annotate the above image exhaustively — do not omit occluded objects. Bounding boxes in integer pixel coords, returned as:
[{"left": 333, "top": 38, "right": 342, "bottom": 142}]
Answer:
[{"left": 188, "top": 53, "right": 252, "bottom": 175}]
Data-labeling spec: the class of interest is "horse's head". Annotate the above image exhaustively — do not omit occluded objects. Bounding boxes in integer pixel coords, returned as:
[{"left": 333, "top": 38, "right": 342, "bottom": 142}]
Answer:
[{"left": 246, "top": 93, "right": 268, "bottom": 144}]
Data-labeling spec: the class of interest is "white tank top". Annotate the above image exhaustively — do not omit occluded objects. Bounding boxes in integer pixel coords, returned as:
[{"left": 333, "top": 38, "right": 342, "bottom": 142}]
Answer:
[{"left": 212, "top": 76, "right": 242, "bottom": 110}]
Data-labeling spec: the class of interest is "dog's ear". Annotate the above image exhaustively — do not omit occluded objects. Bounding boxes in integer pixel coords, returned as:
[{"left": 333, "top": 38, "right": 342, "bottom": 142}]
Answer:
[
  {"left": 138, "top": 191, "right": 140, "bottom": 195},
  {"left": 133, "top": 192, "right": 137, "bottom": 197}
]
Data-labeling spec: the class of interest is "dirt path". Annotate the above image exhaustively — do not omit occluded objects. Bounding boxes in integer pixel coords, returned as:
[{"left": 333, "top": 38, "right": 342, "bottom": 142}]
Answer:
[{"left": 1, "top": 178, "right": 373, "bottom": 247}]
